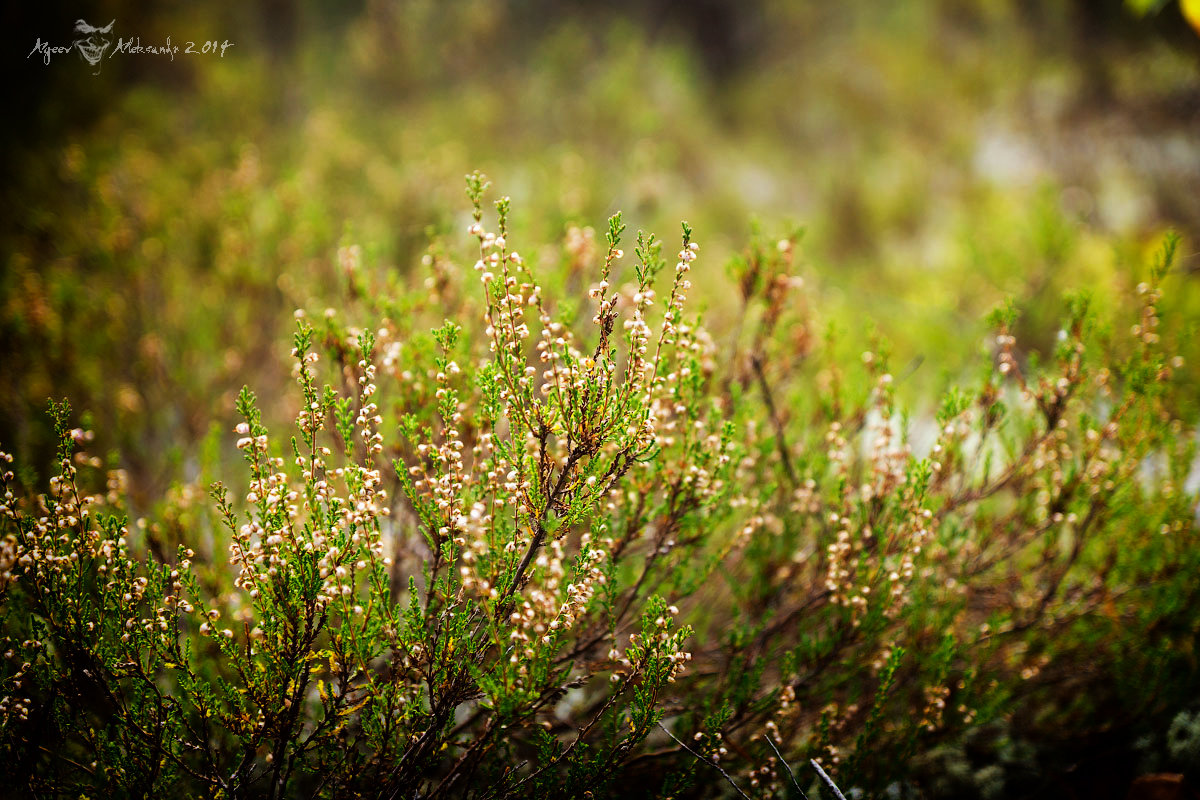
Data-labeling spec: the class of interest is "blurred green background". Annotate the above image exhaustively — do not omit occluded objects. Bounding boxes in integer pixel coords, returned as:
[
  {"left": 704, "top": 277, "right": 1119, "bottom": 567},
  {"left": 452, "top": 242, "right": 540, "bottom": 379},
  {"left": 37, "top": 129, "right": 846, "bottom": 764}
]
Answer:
[{"left": 2, "top": 0, "right": 1198, "bottom": 503}]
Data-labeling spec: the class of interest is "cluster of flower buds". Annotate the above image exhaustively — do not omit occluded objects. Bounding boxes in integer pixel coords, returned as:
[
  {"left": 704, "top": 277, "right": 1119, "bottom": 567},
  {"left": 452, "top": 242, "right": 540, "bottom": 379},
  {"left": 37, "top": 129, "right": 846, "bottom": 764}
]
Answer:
[
  {"left": 747, "top": 754, "right": 780, "bottom": 793},
  {"left": 920, "top": 683, "right": 950, "bottom": 732},
  {"left": 656, "top": 242, "right": 698, "bottom": 350},
  {"left": 995, "top": 331, "right": 1021, "bottom": 382}
]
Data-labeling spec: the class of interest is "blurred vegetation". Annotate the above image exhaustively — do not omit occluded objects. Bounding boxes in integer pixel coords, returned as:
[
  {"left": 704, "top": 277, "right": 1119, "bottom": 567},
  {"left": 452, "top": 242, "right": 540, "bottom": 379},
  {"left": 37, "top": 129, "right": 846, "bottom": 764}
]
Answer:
[
  {"left": 0, "top": 2, "right": 1199, "bottom": 794},
  {"left": 4, "top": 0, "right": 1199, "bottom": 495}
]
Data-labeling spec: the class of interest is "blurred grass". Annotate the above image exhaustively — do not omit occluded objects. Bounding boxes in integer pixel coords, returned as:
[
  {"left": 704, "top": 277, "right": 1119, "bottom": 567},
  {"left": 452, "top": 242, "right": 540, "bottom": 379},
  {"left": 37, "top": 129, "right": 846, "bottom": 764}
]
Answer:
[{"left": 2, "top": 0, "right": 1198, "bottom": 500}]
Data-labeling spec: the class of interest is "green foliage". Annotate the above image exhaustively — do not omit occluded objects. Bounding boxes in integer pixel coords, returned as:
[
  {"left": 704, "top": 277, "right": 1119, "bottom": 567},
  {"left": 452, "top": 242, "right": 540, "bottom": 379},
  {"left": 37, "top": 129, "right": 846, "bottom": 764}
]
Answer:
[{"left": 1, "top": 179, "right": 1198, "bottom": 799}]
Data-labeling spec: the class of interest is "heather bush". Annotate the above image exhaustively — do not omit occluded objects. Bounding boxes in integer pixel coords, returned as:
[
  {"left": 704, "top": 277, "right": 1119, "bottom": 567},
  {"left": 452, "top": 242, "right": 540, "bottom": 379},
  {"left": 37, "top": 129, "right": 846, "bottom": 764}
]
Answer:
[
  {"left": 9, "top": 2, "right": 1199, "bottom": 506},
  {"left": 1, "top": 176, "right": 1196, "bottom": 798}
]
